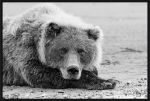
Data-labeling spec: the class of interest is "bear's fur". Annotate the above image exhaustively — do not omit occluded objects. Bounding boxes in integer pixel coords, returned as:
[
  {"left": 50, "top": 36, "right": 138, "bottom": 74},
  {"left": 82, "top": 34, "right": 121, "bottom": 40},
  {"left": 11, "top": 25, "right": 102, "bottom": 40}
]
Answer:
[{"left": 3, "top": 3, "right": 116, "bottom": 89}]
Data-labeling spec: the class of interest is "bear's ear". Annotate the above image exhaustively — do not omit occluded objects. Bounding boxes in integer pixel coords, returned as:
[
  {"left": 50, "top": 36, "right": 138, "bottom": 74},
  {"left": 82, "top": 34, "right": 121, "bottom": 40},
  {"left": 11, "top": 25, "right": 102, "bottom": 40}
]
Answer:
[
  {"left": 45, "top": 22, "right": 62, "bottom": 38},
  {"left": 86, "top": 26, "right": 101, "bottom": 41}
]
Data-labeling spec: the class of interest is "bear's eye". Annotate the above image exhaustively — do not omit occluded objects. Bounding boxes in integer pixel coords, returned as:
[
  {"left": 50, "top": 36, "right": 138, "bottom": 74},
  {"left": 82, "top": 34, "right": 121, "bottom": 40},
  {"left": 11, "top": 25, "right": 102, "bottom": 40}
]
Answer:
[
  {"left": 77, "top": 48, "right": 85, "bottom": 55},
  {"left": 60, "top": 48, "right": 68, "bottom": 54}
]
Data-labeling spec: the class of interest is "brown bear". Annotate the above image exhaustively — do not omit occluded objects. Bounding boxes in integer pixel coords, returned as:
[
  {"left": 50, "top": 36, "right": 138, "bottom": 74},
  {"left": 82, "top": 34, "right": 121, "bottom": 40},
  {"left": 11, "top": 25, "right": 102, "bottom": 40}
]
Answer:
[{"left": 3, "top": 3, "right": 116, "bottom": 89}]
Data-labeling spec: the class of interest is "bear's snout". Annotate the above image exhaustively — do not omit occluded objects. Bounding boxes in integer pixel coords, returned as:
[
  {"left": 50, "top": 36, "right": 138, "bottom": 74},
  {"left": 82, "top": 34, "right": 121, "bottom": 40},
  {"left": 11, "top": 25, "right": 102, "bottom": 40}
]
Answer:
[{"left": 67, "top": 66, "right": 79, "bottom": 75}]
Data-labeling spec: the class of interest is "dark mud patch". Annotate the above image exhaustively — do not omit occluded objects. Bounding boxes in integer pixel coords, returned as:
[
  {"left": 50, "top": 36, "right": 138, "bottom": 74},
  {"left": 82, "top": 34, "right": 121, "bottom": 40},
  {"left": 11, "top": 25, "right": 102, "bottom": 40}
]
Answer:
[
  {"left": 101, "top": 60, "right": 120, "bottom": 65},
  {"left": 120, "top": 48, "right": 143, "bottom": 53}
]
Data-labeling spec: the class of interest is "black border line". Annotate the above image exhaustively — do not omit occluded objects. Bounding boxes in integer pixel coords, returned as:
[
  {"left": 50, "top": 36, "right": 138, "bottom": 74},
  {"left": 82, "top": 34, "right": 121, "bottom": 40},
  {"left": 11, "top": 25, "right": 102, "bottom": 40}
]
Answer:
[
  {"left": 1, "top": 0, "right": 149, "bottom": 100},
  {"left": 1, "top": 0, "right": 149, "bottom": 2}
]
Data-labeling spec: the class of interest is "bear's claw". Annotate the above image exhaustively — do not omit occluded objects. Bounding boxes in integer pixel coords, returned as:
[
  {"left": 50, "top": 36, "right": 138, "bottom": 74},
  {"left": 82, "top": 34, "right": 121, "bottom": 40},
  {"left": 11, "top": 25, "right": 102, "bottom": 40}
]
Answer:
[{"left": 86, "top": 79, "right": 117, "bottom": 90}]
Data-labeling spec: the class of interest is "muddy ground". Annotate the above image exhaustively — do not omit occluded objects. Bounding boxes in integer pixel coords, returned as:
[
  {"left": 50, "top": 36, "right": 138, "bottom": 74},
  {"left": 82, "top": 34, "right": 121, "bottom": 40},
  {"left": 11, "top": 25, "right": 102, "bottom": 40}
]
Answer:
[{"left": 3, "top": 3, "right": 147, "bottom": 99}]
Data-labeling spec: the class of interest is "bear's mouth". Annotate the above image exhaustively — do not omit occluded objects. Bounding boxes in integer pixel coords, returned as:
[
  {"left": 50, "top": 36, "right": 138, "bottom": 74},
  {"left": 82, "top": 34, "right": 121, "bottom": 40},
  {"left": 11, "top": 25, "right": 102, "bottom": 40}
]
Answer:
[
  {"left": 64, "top": 72, "right": 81, "bottom": 80},
  {"left": 68, "top": 74, "right": 80, "bottom": 80}
]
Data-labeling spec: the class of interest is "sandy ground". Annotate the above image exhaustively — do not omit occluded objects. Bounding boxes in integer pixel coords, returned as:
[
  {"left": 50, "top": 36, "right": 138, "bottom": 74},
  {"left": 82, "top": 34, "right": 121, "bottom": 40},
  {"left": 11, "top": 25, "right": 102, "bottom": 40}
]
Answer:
[{"left": 3, "top": 3, "right": 147, "bottom": 99}]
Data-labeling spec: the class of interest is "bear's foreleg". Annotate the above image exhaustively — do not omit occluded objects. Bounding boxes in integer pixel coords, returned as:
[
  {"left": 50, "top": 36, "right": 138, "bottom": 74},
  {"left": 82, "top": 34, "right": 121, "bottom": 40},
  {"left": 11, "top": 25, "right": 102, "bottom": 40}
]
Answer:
[
  {"left": 69, "top": 70, "right": 117, "bottom": 90},
  {"left": 21, "top": 60, "right": 69, "bottom": 88}
]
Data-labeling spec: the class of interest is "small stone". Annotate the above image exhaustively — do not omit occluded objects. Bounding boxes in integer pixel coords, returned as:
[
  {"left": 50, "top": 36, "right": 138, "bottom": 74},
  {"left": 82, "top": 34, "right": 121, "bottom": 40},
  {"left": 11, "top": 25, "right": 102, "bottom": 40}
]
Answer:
[
  {"left": 137, "top": 84, "right": 142, "bottom": 86},
  {"left": 78, "top": 94, "right": 81, "bottom": 96},
  {"left": 63, "top": 94, "right": 68, "bottom": 99},
  {"left": 58, "top": 91, "right": 64, "bottom": 93},
  {"left": 126, "top": 82, "right": 130, "bottom": 85},
  {"left": 88, "top": 96, "right": 92, "bottom": 99}
]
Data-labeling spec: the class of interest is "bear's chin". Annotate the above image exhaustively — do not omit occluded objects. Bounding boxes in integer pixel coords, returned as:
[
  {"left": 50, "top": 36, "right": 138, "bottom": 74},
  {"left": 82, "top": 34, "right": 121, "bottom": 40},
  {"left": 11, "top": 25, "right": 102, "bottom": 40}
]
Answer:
[
  {"left": 68, "top": 74, "right": 81, "bottom": 80},
  {"left": 62, "top": 73, "right": 81, "bottom": 80}
]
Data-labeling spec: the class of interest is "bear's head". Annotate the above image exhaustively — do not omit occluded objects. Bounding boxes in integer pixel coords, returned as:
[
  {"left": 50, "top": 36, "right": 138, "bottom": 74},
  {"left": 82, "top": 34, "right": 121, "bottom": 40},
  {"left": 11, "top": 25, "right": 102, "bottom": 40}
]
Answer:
[{"left": 38, "top": 22, "right": 103, "bottom": 80}]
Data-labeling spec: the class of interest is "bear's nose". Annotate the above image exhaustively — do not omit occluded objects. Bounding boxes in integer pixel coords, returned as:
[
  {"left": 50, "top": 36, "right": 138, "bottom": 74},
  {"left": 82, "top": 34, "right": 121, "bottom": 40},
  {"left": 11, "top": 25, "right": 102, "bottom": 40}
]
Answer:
[{"left": 67, "top": 66, "right": 79, "bottom": 75}]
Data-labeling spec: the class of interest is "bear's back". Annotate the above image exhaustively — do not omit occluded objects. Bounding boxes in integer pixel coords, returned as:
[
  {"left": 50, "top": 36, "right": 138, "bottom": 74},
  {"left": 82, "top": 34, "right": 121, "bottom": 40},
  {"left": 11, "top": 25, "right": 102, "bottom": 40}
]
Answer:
[{"left": 3, "top": 3, "right": 94, "bottom": 38}]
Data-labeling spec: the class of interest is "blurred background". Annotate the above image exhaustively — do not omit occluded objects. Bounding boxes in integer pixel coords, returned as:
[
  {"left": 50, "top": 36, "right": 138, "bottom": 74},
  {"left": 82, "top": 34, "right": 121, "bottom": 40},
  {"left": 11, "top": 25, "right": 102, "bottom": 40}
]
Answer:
[{"left": 3, "top": 3, "right": 147, "bottom": 52}]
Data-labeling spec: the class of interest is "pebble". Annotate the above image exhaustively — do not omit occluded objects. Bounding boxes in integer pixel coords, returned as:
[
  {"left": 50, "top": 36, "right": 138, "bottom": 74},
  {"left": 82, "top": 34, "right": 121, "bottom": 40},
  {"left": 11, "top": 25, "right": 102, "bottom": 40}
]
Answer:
[
  {"left": 58, "top": 91, "right": 64, "bottom": 93},
  {"left": 63, "top": 94, "right": 69, "bottom": 99}
]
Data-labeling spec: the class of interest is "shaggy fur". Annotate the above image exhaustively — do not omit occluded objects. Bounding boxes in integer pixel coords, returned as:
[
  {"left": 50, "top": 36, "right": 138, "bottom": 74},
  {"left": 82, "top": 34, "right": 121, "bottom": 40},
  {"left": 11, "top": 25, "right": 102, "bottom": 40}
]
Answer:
[{"left": 3, "top": 3, "right": 116, "bottom": 89}]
